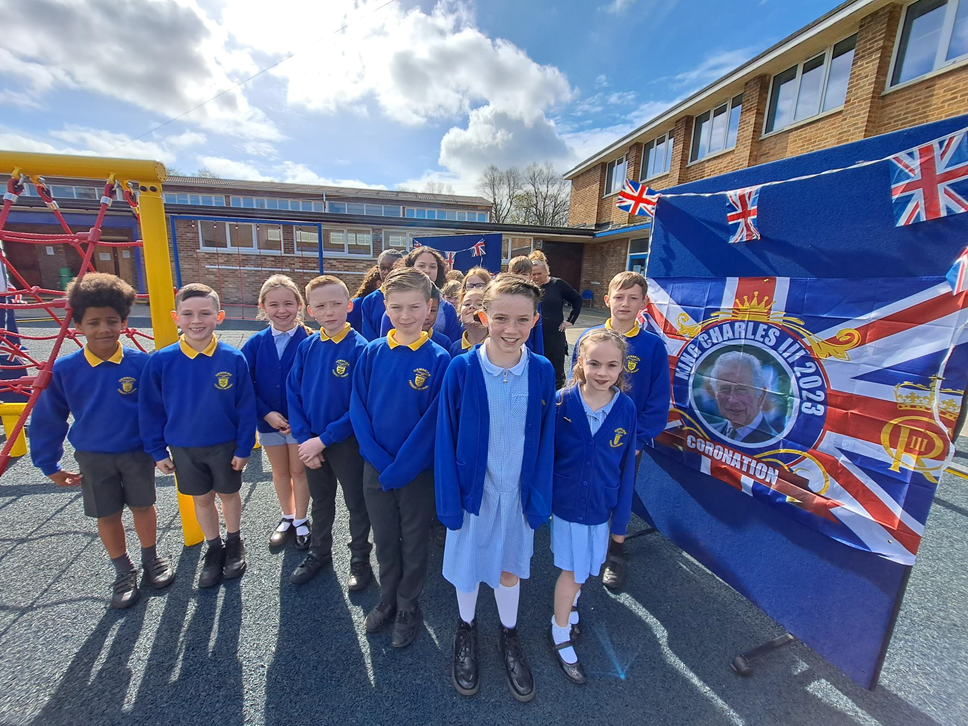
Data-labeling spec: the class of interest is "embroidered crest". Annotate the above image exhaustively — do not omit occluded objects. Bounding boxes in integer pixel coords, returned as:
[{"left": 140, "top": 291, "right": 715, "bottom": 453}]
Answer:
[
  {"left": 333, "top": 359, "right": 350, "bottom": 378},
  {"left": 626, "top": 355, "right": 641, "bottom": 374},
  {"left": 409, "top": 367, "right": 431, "bottom": 391},
  {"left": 610, "top": 427, "right": 628, "bottom": 448},
  {"left": 215, "top": 371, "right": 233, "bottom": 390},
  {"left": 118, "top": 376, "right": 137, "bottom": 395}
]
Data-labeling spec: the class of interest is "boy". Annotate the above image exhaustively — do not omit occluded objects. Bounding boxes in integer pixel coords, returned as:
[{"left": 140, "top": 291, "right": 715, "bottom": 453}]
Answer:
[
  {"left": 571, "top": 271, "right": 670, "bottom": 591},
  {"left": 350, "top": 267, "right": 450, "bottom": 648},
  {"left": 286, "top": 275, "right": 372, "bottom": 589},
  {"left": 140, "top": 283, "right": 257, "bottom": 589},
  {"left": 441, "top": 280, "right": 461, "bottom": 309},
  {"left": 31, "top": 273, "right": 174, "bottom": 609},
  {"left": 360, "top": 249, "right": 405, "bottom": 340},
  {"left": 425, "top": 287, "right": 451, "bottom": 351}
]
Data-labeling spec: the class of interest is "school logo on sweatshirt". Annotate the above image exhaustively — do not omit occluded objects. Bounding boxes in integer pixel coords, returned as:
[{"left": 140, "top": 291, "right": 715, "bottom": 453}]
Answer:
[
  {"left": 214, "top": 371, "right": 233, "bottom": 390},
  {"left": 626, "top": 355, "right": 641, "bottom": 374},
  {"left": 610, "top": 427, "right": 628, "bottom": 448},
  {"left": 333, "top": 359, "right": 350, "bottom": 378},
  {"left": 409, "top": 367, "right": 431, "bottom": 391},
  {"left": 118, "top": 376, "right": 137, "bottom": 395}
]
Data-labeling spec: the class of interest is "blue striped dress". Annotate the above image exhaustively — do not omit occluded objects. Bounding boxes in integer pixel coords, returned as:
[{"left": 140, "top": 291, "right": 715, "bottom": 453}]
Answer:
[
  {"left": 442, "top": 345, "right": 534, "bottom": 593},
  {"left": 551, "top": 387, "right": 618, "bottom": 583}
]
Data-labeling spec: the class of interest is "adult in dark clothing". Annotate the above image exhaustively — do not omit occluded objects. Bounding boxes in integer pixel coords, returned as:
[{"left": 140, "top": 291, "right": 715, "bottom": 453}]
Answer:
[{"left": 529, "top": 250, "right": 582, "bottom": 388}]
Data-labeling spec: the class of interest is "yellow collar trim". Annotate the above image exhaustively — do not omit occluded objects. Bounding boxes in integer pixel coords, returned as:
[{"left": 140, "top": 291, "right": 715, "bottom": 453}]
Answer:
[
  {"left": 83, "top": 343, "right": 124, "bottom": 367},
  {"left": 461, "top": 331, "right": 487, "bottom": 350},
  {"left": 387, "top": 329, "right": 430, "bottom": 351},
  {"left": 179, "top": 334, "right": 218, "bottom": 359},
  {"left": 319, "top": 322, "right": 351, "bottom": 344},
  {"left": 605, "top": 319, "right": 638, "bottom": 338}
]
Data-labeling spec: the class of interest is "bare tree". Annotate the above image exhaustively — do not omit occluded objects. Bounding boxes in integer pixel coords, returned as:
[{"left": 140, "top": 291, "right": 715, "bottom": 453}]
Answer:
[
  {"left": 196, "top": 168, "right": 221, "bottom": 179},
  {"left": 518, "top": 163, "right": 570, "bottom": 227},
  {"left": 477, "top": 165, "right": 523, "bottom": 224},
  {"left": 423, "top": 180, "right": 455, "bottom": 195}
]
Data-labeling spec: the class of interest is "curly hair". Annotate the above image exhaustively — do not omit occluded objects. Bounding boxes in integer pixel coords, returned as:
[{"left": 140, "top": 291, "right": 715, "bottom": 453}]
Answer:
[
  {"left": 354, "top": 265, "right": 383, "bottom": 298},
  {"left": 570, "top": 329, "right": 630, "bottom": 393},
  {"left": 66, "top": 272, "right": 137, "bottom": 324}
]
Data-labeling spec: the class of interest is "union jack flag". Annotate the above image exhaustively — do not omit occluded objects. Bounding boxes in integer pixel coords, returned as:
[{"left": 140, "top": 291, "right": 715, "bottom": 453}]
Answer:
[
  {"left": 890, "top": 130, "right": 968, "bottom": 226},
  {"left": 643, "top": 275, "right": 968, "bottom": 564},
  {"left": 471, "top": 239, "right": 486, "bottom": 257},
  {"left": 947, "top": 246, "right": 968, "bottom": 294},
  {"left": 616, "top": 179, "right": 659, "bottom": 218},
  {"left": 726, "top": 186, "right": 761, "bottom": 244},
  {"left": 444, "top": 251, "right": 457, "bottom": 267}
]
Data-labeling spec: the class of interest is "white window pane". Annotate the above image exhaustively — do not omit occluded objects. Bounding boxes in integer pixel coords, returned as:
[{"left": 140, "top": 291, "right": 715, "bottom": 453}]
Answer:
[
  {"left": 215, "top": 196, "right": 225, "bottom": 206},
  {"left": 330, "top": 202, "right": 347, "bottom": 214},
  {"left": 405, "top": 208, "right": 416, "bottom": 218},
  {"left": 794, "top": 54, "right": 826, "bottom": 121},
  {"left": 201, "top": 195, "right": 213, "bottom": 205},
  {"left": 230, "top": 197, "right": 242, "bottom": 207},
  {"left": 255, "top": 198, "right": 267, "bottom": 209},
  {"left": 726, "top": 95, "right": 742, "bottom": 149},
  {"left": 948, "top": 0, "right": 968, "bottom": 60},
  {"left": 347, "top": 231, "right": 371, "bottom": 256},
  {"left": 709, "top": 104, "right": 729, "bottom": 154},
  {"left": 383, "top": 205, "right": 401, "bottom": 217},
  {"left": 446, "top": 210, "right": 457, "bottom": 220},
  {"left": 265, "top": 198, "right": 278, "bottom": 210},
  {"left": 893, "top": 0, "right": 947, "bottom": 85},
  {"left": 387, "top": 233, "right": 407, "bottom": 248},
  {"left": 188, "top": 194, "right": 201, "bottom": 204},
  {"left": 325, "top": 231, "right": 345, "bottom": 253},
  {"left": 296, "top": 227, "right": 318, "bottom": 254},
  {"left": 767, "top": 66, "right": 798, "bottom": 133},
  {"left": 257, "top": 225, "right": 282, "bottom": 252},
  {"left": 75, "top": 187, "right": 98, "bottom": 200},
  {"left": 242, "top": 197, "right": 255, "bottom": 208},
  {"left": 347, "top": 203, "right": 365, "bottom": 215},
  {"left": 302, "top": 201, "right": 313, "bottom": 211},
  {"left": 692, "top": 111, "right": 712, "bottom": 160},
  {"left": 232, "top": 225, "right": 255, "bottom": 248},
  {"left": 313, "top": 202, "right": 325, "bottom": 212},
  {"left": 612, "top": 157, "right": 627, "bottom": 191},
  {"left": 823, "top": 37, "right": 856, "bottom": 112},
  {"left": 200, "top": 222, "right": 228, "bottom": 248},
  {"left": 416, "top": 209, "right": 427, "bottom": 219},
  {"left": 176, "top": 193, "right": 190, "bottom": 204}
]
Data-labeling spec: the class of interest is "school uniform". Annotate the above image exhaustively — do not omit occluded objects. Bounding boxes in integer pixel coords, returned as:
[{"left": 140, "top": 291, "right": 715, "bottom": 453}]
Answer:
[
  {"left": 140, "top": 335, "right": 257, "bottom": 495},
  {"left": 31, "top": 344, "right": 155, "bottom": 518},
  {"left": 448, "top": 331, "right": 487, "bottom": 359},
  {"left": 287, "top": 323, "right": 371, "bottom": 561},
  {"left": 347, "top": 296, "right": 364, "bottom": 334},
  {"left": 430, "top": 329, "right": 451, "bottom": 350},
  {"left": 551, "top": 385, "right": 637, "bottom": 583},
  {"left": 360, "top": 289, "right": 386, "bottom": 341},
  {"left": 436, "top": 344, "right": 556, "bottom": 592},
  {"left": 527, "top": 304, "right": 545, "bottom": 356},
  {"left": 240, "top": 325, "right": 308, "bottom": 446},
  {"left": 379, "top": 299, "right": 462, "bottom": 344},
  {"left": 349, "top": 330, "right": 450, "bottom": 609},
  {"left": 572, "top": 320, "right": 671, "bottom": 452}
]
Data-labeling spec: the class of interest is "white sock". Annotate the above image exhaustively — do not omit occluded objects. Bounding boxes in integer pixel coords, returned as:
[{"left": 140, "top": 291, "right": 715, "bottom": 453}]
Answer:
[
  {"left": 294, "top": 517, "right": 309, "bottom": 536},
  {"left": 494, "top": 582, "right": 520, "bottom": 629},
  {"left": 456, "top": 585, "right": 479, "bottom": 625},
  {"left": 551, "top": 616, "right": 577, "bottom": 663},
  {"left": 570, "top": 589, "right": 581, "bottom": 626},
  {"left": 276, "top": 515, "right": 293, "bottom": 532}
]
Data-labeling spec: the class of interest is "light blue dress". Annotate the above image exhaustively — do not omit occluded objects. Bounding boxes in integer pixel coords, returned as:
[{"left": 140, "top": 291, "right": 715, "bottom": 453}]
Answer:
[
  {"left": 551, "top": 387, "right": 618, "bottom": 584},
  {"left": 442, "top": 345, "right": 534, "bottom": 593}
]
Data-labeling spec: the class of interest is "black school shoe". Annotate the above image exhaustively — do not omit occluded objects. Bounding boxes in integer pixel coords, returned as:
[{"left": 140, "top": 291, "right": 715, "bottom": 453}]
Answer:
[
  {"left": 498, "top": 625, "right": 535, "bottom": 702},
  {"left": 365, "top": 601, "right": 397, "bottom": 633},
  {"left": 548, "top": 626, "right": 587, "bottom": 685},
  {"left": 289, "top": 550, "right": 331, "bottom": 585},
  {"left": 223, "top": 538, "right": 247, "bottom": 580},
  {"left": 110, "top": 570, "right": 140, "bottom": 609},
  {"left": 269, "top": 518, "right": 294, "bottom": 548},
  {"left": 602, "top": 550, "right": 627, "bottom": 591},
  {"left": 432, "top": 520, "right": 447, "bottom": 548},
  {"left": 391, "top": 606, "right": 421, "bottom": 648},
  {"left": 142, "top": 556, "right": 175, "bottom": 590},
  {"left": 452, "top": 619, "right": 479, "bottom": 696},
  {"left": 199, "top": 546, "right": 226, "bottom": 588},
  {"left": 294, "top": 520, "right": 311, "bottom": 550},
  {"left": 347, "top": 560, "right": 372, "bottom": 591}
]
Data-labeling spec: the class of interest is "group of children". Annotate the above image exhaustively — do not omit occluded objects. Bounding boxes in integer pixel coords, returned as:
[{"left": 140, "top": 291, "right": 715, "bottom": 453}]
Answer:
[{"left": 30, "top": 254, "right": 671, "bottom": 701}]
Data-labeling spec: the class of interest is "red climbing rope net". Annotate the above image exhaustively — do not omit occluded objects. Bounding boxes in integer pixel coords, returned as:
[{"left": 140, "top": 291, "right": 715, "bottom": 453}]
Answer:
[{"left": 0, "top": 171, "right": 153, "bottom": 476}]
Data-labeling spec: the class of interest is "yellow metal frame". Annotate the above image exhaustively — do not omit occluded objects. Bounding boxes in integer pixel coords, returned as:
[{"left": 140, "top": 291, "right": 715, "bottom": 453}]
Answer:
[{"left": 0, "top": 150, "right": 203, "bottom": 546}]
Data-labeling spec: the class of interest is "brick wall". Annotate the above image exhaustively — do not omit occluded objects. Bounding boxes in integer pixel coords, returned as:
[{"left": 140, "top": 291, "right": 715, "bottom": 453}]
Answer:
[
  {"left": 756, "top": 110, "right": 846, "bottom": 164},
  {"left": 568, "top": 165, "right": 606, "bottom": 226},
  {"left": 578, "top": 238, "right": 628, "bottom": 307},
  {"left": 877, "top": 64, "right": 968, "bottom": 136}
]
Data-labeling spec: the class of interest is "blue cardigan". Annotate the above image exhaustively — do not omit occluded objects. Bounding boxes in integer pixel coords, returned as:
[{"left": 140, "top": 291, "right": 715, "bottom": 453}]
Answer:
[
  {"left": 240, "top": 326, "right": 309, "bottom": 434},
  {"left": 435, "top": 345, "right": 556, "bottom": 531},
  {"left": 552, "top": 385, "right": 638, "bottom": 536},
  {"left": 360, "top": 289, "right": 386, "bottom": 341},
  {"left": 347, "top": 296, "right": 364, "bottom": 334}
]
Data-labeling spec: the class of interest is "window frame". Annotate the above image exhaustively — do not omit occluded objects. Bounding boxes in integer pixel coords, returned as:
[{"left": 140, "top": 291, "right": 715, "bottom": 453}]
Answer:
[
  {"left": 888, "top": 0, "right": 968, "bottom": 88},
  {"left": 641, "top": 131, "right": 674, "bottom": 180},
  {"left": 763, "top": 34, "right": 857, "bottom": 136},
  {"left": 197, "top": 221, "right": 284, "bottom": 255},
  {"left": 603, "top": 155, "right": 628, "bottom": 197},
  {"left": 690, "top": 93, "right": 744, "bottom": 163},
  {"left": 322, "top": 227, "right": 373, "bottom": 257}
]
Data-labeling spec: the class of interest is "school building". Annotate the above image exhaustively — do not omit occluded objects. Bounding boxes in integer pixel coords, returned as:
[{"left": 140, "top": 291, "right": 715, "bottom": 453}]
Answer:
[{"left": 565, "top": 0, "right": 968, "bottom": 295}]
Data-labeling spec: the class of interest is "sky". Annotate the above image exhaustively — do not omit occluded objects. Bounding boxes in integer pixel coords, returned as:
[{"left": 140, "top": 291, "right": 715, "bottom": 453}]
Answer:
[{"left": 0, "top": 0, "right": 844, "bottom": 195}]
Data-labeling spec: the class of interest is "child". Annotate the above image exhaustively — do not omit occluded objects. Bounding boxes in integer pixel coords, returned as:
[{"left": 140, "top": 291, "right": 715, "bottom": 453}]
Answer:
[
  {"left": 287, "top": 275, "right": 372, "bottom": 589},
  {"left": 550, "top": 330, "right": 637, "bottom": 684},
  {"left": 140, "top": 283, "right": 257, "bottom": 589},
  {"left": 379, "top": 247, "right": 461, "bottom": 343},
  {"left": 507, "top": 256, "right": 545, "bottom": 356},
  {"left": 448, "top": 287, "right": 487, "bottom": 358},
  {"left": 360, "top": 249, "right": 405, "bottom": 340},
  {"left": 436, "top": 274, "right": 555, "bottom": 702},
  {"left": 571, "top": 271, "right": 671, "bottom": 591},
  {"left": 349, "top": 265, "right": 382, "bottom": 334},
  {"left": 350, "top": 267, "right": 450, "bottom": 648},
  {"left": 425, "top": 287, "right": 451, "bottom": 350},
  {"left": 441, "top": 280, "right": 461, "bottom": 309},
  {"left": 461, "top": 267, "right": 491, "bottom": 293},
  {"left": 31, "top": 273, "right": 174, "bottom": 609},
  {"left": 445, "top": 269, "right": 464, "bottom": 284},
  {"left": 240, "top": 275, "right": 310, "bottom": 549}
]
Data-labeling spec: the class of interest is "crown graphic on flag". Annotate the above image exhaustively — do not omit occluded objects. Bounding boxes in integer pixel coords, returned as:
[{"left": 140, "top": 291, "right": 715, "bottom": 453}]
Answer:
[{"left": 616, "top": 179, "right": 659, "bottom": 218}]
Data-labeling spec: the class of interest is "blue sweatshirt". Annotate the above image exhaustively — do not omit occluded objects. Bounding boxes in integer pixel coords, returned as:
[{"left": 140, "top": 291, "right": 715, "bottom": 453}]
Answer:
[
  {"left": 139, "top": 336, "right": 257, "bottom": 461},
  {"left": 241, "top": 325, "right": 308, "bottom": 434},
  {"left": 430, "top": 329, "right": 451, "bottom": 350},
  {"left": 448, "top": 331, "right": 487, "bottom": 359},
  {"left": 30, "top": 345, "right": 150, "bottom": 476},
  {"left": 286, "top": 323, "right": 367, "bottom": 447},
  {"left": 360, "top": 289, "right": 386, "bottom": 341},
  {"left": 572, "top": 320, "right": 671, "bottom": 451},
  {"left": 435, "top": 343, "right": 556, "bottom": 531},
  {"left": 528, "top": 304, "right": 545, "bottom": 355},
  {"left": 350, "top": 331, "right": 450, "bottom": 490},
  {"left": 380, "top": 298, "right": 462, "bottom": 344},
  {"left": 348, "top": 296, "right": 364, "bottom": 334}
]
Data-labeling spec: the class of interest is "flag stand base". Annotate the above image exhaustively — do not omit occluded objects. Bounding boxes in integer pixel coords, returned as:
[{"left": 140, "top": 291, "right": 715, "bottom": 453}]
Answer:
[{"left": 731, "top": 633, "right": 795, "bottom": 676}]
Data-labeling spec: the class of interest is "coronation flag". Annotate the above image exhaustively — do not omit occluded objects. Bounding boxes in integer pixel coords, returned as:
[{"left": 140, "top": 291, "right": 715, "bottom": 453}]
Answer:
[
  {"left": 948, "top": 247, "right": 968, "bottom": 294},
  {"left": 726, "top": 186, "right": 761, "bottom": 243},
  {"left": 890, "top": 129, "right": 968, "bottom": 226},
  {"left": 643, "top": 275, "right": 968, "bottom": 564},
  {"left": 616, "top": 179, "right": 659, "bottom": 218}
]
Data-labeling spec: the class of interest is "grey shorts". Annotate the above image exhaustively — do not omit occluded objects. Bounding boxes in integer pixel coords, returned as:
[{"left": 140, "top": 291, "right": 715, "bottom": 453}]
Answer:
[
  {"left": 74, "top": 449, "right": 156, "bottom": 519},
  {"left": 259, "top": 430, "right": 297, "bottom": 447},
  {"left": 170, "top": 441, "right": 242, "bottom": 496}
]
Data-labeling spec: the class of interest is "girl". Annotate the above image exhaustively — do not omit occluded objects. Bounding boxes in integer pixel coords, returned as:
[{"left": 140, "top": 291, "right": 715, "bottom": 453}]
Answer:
[
  {"left": 448, "top": 287, "right": 487, "bottom": 358},
  {"left": 241, "top": 275, "right": 312, "bottom": 549},
  {"left": 441, "top": 279, "right": 462, "bottom": 309},
  {"left": 548, "top": 329, "right": 637, "bottom": 684},
  {"left": 436, "top": 274, "right": 556, "bottom": 702},
  {"left": 461, "top": 266, "right": 491, "bottom": 294},
  {"left": 379, "top": 247, "right": 461, "bottom": 343},
  {"left": 349, "top": 265, "right": 382, "bottom": 334},
  {"left": 507, "top": 257, "right": 544, "bottom": 356}
]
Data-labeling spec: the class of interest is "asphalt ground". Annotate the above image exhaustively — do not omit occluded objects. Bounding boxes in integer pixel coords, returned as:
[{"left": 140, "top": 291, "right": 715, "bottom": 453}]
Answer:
[{"left": 0, "top": 315, "right": 966, "bottom": 726}]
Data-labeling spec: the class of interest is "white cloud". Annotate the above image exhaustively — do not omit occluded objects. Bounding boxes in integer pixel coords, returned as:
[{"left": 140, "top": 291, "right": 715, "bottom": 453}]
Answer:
[
  {"left": 595, "top": 74, "right": 610, "bottom": 88},
  {"left": 664, "top": 47, "right": 757, "bottom": 90},
  {"left": 607, "top": 91, "right": 637, "bottom": 106},
  {"left": 194, "top": 156, "right": 273, "bottom": 181},
  {"left": 190, "top": 157, "right": 389, "bottom": 189},
  {"left": 279, "top": 162, "right": 387, "bottom": 189},
  {"left": 0, "top": 125, "right": 205, "bottom": 167},
  {"left": 241, "top": 141, "right": 278, "bottom": 158},
  {"left": 600, "top": 0, "right": 637, "bottom": 13},
  {"left": 167, "top": 131, "right": 207, "bottom": 150}
]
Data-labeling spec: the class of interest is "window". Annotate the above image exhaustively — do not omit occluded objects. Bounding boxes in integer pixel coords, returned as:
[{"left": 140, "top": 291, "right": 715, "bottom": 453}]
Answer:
[
  {"left": 227, "top": 196, "right": 320, "bottom": 211},
  {"left": 346, "top": 203, "right": 366, "bottom": 215},
  {"left": 765, "top": 34, "right": 856, "bottom": 134},
  {"left": 642, "top": 133, "right": 674, "bottom": 179},
  {"left": 198, "top": 222, "right": 282, "bottom": 253},
  {"left": 386, "top": 232, "right": 409, "bottom": 248},
  {"left": 325, "top": 228, "right": 373, "bottom": 256},
  {"left": 477, "top": 212, "right": 488, "bottom": 222},
  {"left": 199, "top": 221, "right": 229, "bottom": 249},
  {"left": 691, "top": 94, "right": 743, "bottom": 162},
  {"left": 383, "top": 205, "right": 402, "bottom": 217},
  {"left": 328, "top": 202, "right": 347, "bottom": 214},
  {"left": 891, "top": 0, "right": 968, "bottom": 86},
  {"left": 256, "top": 224, "right": 283, "bottom": 252},
  {"left": 75, "top": 187, "right": 98, "bottom": 200},
  {"left": 604, "top": 156, "right": 627, "bottom": 195},
  {"left": 295, "top": 226, "right": 319, "bottom": 255},
  {"left": 507, "top": 237, "right": 533, "bottom": 258}
]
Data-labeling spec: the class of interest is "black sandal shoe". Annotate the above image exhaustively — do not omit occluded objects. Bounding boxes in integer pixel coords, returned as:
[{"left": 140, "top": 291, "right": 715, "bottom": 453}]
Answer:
[
  {"left": 548, "top": 626, "right": 587, "bottom": 685},
  {"left": 269, "top": 518, "right": 293, "bottom": 548},
  {"left": 570, "top": 605, "right": 581, "bottom": 642},
  {"left": 294, "top": 520, "right": 311, "bottom": 550}
]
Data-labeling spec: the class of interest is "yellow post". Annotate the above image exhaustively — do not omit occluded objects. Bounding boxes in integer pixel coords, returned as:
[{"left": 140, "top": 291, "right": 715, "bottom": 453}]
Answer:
[
  {"left": 0, "top": 403, "right": 28, "bottom": 457},
  {"left": 138, "top": 184, "right": 204, "bottom": 547}
]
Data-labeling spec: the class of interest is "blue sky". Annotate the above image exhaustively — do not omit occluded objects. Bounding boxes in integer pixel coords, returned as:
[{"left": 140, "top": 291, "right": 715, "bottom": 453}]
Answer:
[{"left": 0, "top": 0, "right": 842, "bottom": 194}]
